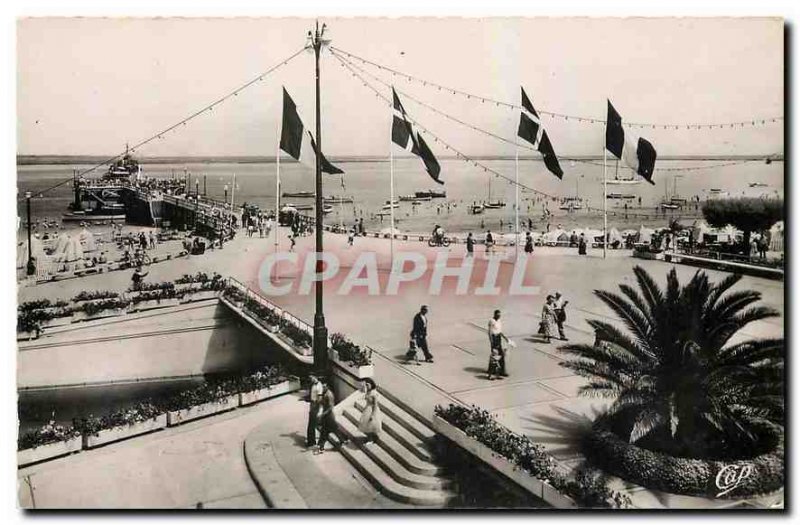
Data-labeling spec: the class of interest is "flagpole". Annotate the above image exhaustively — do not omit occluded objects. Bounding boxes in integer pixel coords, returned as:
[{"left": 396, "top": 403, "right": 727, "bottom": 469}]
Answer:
[
  {"left": 603, "top": 144, "right": 608, "bottom": 260},
  {"left": 389, "top": 104, "right": 395, "bottom": 267},
  {"left": 515, "top": 138, "right": 520, "bottom": 258},
  {"left": 275, "top": 122, "right": 281, "bottom": 267}
]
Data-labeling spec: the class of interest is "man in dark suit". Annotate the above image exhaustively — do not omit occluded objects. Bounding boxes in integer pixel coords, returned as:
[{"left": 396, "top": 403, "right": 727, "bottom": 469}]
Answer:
[{"left": 412, "top": 305, "right": 433, "bottom": 363}]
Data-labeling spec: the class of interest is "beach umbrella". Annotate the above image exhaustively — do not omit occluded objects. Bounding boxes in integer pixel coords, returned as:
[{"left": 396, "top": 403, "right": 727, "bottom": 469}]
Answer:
[
  {"left": 53, "top": 232, "right": 70, "bottom": 255},
  {"left": 638, "top": 225, "right": 655, "bottom": 243},
  {"left": 607, "top": 227, "right": 623, "bottom": 245},
  {"left": 79, "top": 228, "right": 97, "bottom": 252}
]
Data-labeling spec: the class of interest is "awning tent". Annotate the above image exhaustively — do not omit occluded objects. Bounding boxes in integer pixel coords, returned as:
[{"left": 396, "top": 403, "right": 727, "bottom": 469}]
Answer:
[
  {"left": 638, "top": 226, "right": 656, "bottom": 244},
  {"left": 542, "top": 229, "right": 569, "bottom": 245},
  {"left": 770, "top": 221, "right": 784, "bottom": 252}
]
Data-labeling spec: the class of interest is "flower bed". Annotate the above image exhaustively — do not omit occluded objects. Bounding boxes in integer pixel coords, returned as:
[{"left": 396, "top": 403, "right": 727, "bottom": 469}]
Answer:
[
  {"left": 330, "top": 333, "right": 373, "bottom": 377},
  {"left": 72, "top": 290, "right": 119, "bottom": 303},
  {"left": 223, "top": 285, "right": 247, "bottom": 306},
  {"left": 239, "top": 378, "right": 301, "bottom": 406},
  {"left": 583, "top": 416, "right": 784, "bottom": 499},
  {"left": 280, "top": 322, "right": 312, "bottom": 349},
  {"left": 167, "top": 394, "right": 239, "bottom": 426},
  {"left": 75, "top": 402, "right": 166, "bottom": 448},
  {"left": 82, "top": 414, "right": 167, "bottom": 448},
  {"left": 434, "top": 404, "right": 630, "bottom": 508},
  {"left": 18, "top": 435, "right": 83, "bottom": 467}
]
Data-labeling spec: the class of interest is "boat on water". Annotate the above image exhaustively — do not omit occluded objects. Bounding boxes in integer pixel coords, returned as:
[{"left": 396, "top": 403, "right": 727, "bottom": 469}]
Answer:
[
  {"left": 323, "top": 196, "right": 353, "bottom": 203},
  {"left": 286, "top": 202, "right": 314, "bottom": 211},
  {"left": 661, "top": 202, "right": 680, "bottom": 210},
  {"left": 749, "top": 182, "right": 769, "bottom": 188},
  {"left": 398, "top": 195, "right": 417, "bottom": 202},
  {"left": 709, "top": 188, "right": 723, "bottom": 193},
  {"left": 282, "top": 191, "right": 315, "bottom": 198},
  {"left": 607, "top": 193, "right": 636, "bottom": 200},
  {"left": 415, "top": 190, "right": 446, "bottom": 199},
  {"left": 322, "top": 205, "right": 334, "bottom": 214},
  {"left": 606, "top": 178, "right": 641, "bottom": 185},
  {"left": 483, "top": 201, "right": 506, "bottom": 209},
  {"left": 102, "top": 145, "right": 141, "bottom": 181},
  {"left": 381, "top": 201, "right": 400, "bottom": 211},
  {"left": 469, "top": 203, "right": 485, "bottom": 214}
]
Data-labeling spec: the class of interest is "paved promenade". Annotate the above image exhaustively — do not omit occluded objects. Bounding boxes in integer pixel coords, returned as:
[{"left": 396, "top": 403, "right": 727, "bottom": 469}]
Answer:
[{"left": 18, "top": 226, "right": 784, "bottom": 508}]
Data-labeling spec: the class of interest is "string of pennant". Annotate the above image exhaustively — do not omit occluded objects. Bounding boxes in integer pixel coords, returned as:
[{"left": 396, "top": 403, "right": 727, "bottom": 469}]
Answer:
[
  {"left": 332, "top": 50, "right": 674, "bottom": 221},
  {"left": 331, "top": 46, "right": 784, "bottom": 131},
  {"left": 332, "top": 49, "right": 783, "bottom": 174},
  {"left": 31, "top": 47, "right": 307, "bottom": 199}
]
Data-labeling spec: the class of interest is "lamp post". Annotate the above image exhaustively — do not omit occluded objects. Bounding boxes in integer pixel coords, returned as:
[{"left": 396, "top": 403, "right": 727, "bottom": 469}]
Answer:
[
  {"left": 224, "top": 184, "right": 229, "bottom": 207},
  {"left": 194, "top": 179, "right": 200, "bottom": 231},
  {"left": 308, "top": 21, "right": 331, "bottom": 375},
  {"left": 25, "top": 191, "right": 35, "bottom": 276}
]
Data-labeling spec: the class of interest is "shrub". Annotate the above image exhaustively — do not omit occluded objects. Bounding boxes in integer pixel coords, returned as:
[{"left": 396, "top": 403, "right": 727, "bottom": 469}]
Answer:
[
  {"left": 73, "top": 290, "right": 119, "bottom": 302},
  {"left": 583, "top": 415, "right": 784, "bottom": 499},
  {"left": 435, "top": 404, "right": 631, "bottom": 508},
  {"left": 281, "top": 322, "right": 312, "bottom": 349},
  {"left": 330, "top": 332, "right": 372, "bottom": 367},
  {"left": 18, "top": 422, "right": 80, "bottom": 450}
]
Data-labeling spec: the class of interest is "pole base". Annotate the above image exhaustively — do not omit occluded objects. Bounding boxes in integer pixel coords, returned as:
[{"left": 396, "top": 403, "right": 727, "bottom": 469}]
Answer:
[{"left": 313, "top": 320, "right": 329, "bottom": 376}]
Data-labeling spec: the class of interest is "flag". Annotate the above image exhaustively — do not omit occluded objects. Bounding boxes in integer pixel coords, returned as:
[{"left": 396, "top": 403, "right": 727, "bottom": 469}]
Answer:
[
  {"left": 605, "top": 100, "right": 656, "bottom": 184},
  {"left": 517, "top": 87, "right": 563, "bottom": 179},
  {"left": 280, "top": 87, "right": 343, "bottom": 174},
  {"left": 392, "top": 88, "right": 443, "bottom": 184}
]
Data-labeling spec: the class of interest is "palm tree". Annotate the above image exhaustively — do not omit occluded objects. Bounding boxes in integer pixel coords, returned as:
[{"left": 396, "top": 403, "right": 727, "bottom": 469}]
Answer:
[{"left": 560, "top": 265, "right": 783, "bottom": 458}]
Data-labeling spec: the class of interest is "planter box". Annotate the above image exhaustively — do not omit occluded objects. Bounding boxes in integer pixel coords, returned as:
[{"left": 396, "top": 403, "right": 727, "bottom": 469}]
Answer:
[
  {"left": 166, "top": 394, "right": 238, "bottom": 426},
  {"left": 432, "top": 415, "right": 578, "bottom": 509},
  {"left": 72, "top": 308, "right": 125, "bottom": 323},
  {"left": 18, "top": 436, "right": 82, "bottom": 467},
  {"left": 41, "top": 315, "right": 73, "bottom": 329},
  {"left": 17, "top": 330, "right": 39, "bottom": 341},
  {"left": 82, "top": 414, "right": 167, "bottom": 449},
  {"left": 181, "top": 289, "right": 220, "bottom": 303},
  {"left": 238, "top": 379, "right": 302, "bottom": 406},
  {"left": 330, "top": 352, "right": 374, "bottom": 379},
  {"left": 132, "top": 297, "right": 180, "bottom": 312}
]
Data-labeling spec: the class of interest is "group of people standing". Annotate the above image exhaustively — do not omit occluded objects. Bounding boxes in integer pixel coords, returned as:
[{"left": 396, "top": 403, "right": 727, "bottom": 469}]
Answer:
[{"left": 306, "top": 375, "right": 383, "bottom": 455}]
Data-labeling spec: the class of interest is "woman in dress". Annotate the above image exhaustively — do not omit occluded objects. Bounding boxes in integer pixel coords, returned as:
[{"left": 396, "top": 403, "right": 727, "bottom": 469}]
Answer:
[
  {"left": 540, "top": 295, "right": 557, "bottom": 343},
  {"left": 357, "top": 378, "right": 382, "bottom": 444}
]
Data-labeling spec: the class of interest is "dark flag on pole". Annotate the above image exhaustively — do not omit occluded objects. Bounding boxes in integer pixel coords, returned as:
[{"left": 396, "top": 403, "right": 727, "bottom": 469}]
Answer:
[
  {"left": 280, "top": 87, "right": 343, "bottom": 174},
  {"left": 392, "top": 88, "right": 443, "bottom": 184},
  {"left": 605, "top": 99, "right": 656, "bottom": 184},
  {"left": 517, "top": 87, "right": 563, "bottom": 179}
]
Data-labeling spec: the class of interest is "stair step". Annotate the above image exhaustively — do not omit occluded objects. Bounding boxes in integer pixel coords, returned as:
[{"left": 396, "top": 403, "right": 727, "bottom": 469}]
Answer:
[
  {"left": 329, "top": 434, "right": 452, "bottom": 507},
  {"left": 344, "top": 407, "right": 438, "bottom": 474},
  {"left": 355, "top": 394, "right": 437, "bottom": 443},
  {"left": 341, "top": 407, "right": 444, "bottom": 477}
]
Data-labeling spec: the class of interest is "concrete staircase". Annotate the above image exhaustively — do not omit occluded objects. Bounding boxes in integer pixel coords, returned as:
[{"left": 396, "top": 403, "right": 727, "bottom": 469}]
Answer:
[{"left": 330, "top": 391, "right": 453, "bottom": 507}]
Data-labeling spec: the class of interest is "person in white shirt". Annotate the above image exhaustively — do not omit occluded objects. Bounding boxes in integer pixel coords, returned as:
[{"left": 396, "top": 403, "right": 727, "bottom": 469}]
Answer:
[
  {"left": 306, "top": 376, "right": 324, "bottom": 448},
  {"left": 487, "top": 309, "right": 511, "bottom": 380}
]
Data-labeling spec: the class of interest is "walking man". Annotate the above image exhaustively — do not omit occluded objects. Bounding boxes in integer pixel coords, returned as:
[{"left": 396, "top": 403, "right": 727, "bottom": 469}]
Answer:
[
  {"left": 314, "top": 382, "right": 338, "bottom": 455},
  {"left": 554, "top": 292, "right": 569, "bottom": 341},
  {"left": 487, "top": 310, "right": 511, "bottom": 380},
  {"left": 411, "top": 305, "right": 433, "bottom": 363},
  {"left": 485, "top": 230, "right": 495, "bottom": 255},
  {"left": 466, "top": 232, "right": 474, "bottom": 257},
  {"left": 306, "top": 375, "right": 323, "bottom": 448}
]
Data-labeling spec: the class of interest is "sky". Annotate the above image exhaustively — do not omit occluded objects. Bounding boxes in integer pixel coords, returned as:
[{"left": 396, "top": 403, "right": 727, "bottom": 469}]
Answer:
[{"left": 16, "top": 17, "right": 784, "bottom": 158}]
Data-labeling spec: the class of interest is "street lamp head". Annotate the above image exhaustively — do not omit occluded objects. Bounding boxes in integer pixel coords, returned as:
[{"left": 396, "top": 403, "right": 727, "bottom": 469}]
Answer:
[{"left": 25, "top": 191, "right": 32, "bottom": 199}]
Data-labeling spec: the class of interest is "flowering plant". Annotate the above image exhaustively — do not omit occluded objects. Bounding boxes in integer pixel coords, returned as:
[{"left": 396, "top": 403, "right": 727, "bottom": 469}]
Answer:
[
  {"left": 73, "top": 290, "right": 120, "bottom": 302},
  {"left": 223, "top": 285, "right": 247, "bottom": 304},
  {"left": 130, "top": 288, "right": 181, "bottom": 305},
  {"left": 280, "top": 322, "right": 312, "bottom": 349},
  {"left": 434, "top": 404, "right": 630, "bottom": 509},
  {"left": 74, "top": 402, "right": 163, "bottom": 436},
  {"left": 18, "top": 421, "right": 80, "bottom": 450},
  {"left": 78, "top": 297, "right": 131, "bottom": 316},
  {"left": 131, "top": 281, "right": 176, "bottom": 293},
  {"left": 243, "top": 298, "right": 283, "bottom": 327},
  {"left": 330, "top": 332, "right": 372, "bottom": 367}
]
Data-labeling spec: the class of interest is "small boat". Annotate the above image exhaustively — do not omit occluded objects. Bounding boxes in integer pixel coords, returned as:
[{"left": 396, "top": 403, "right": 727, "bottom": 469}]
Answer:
[
  {"left": 381, "top": 202, "right": 400, "bottom": 211},
  {"left": 709, "top": 188, "right": 723, "bottom": 193},
  {"left": 322, "top": 205, "right": 334, "bottom": 214},
  {"left": 484, "top": 200, "right": 506, "bottom": 209},
  {"left": 749, "top": 182, "right": 769, "bottom": 188},
  {"left": 415, "top": 190, "right": 446, "bottom": 199},
  {"left": 323, "top": 195, "right": 353, "bottom": 203},
  {"left": 661, "top": 203, "right": 680, "bottom": 210},
  {"left": 398, "top": 195, "right": 417, "bottom": 202},
  {"left": 469, "top": 204, "right": 485, "bottom": 214},
  {"left": 286, "top": 203, "right": 314, "bottom": 211},
  {"left": 282, "top": 191, "right": 315, "bottom": 198}
]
